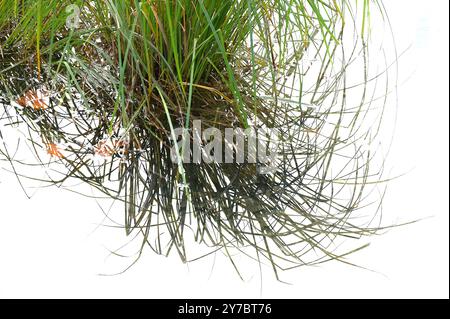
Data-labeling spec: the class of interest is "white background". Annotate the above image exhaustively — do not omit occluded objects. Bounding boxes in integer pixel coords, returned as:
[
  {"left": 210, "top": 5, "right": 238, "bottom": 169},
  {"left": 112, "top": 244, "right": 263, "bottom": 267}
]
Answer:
[{"left": 0, "top": 0, "right": 448, "bottom": 299}]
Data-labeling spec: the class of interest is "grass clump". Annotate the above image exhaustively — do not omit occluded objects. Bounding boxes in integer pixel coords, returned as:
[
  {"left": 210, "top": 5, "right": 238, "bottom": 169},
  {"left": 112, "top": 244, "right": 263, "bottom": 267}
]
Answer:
[{"left": 0, "top": 0, "right": 395, "bottom": 279}]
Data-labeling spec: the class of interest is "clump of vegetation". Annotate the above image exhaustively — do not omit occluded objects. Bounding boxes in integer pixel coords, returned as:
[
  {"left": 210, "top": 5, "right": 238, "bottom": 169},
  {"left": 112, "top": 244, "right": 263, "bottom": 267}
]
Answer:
[{"left": 0, "top": 0, "right": 394, "bottom": 278}]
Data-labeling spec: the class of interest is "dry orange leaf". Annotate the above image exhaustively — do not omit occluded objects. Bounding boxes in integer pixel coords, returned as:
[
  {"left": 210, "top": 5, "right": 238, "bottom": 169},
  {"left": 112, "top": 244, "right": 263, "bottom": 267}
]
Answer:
[
  {"left": 94, "top": 138, "right": 129, "bottom": 157},
  {"left": 46, "top": 143, "right": 64, "bottom": 159},
  {"left": 16, "top": 90, "right": 48, "bottom": 110}
]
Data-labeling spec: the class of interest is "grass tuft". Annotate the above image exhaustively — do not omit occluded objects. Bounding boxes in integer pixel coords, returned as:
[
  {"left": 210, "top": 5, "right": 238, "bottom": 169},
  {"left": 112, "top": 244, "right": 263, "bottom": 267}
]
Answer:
[{"left": 0, "top": 0, "right": 397, "bottom": 278}]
